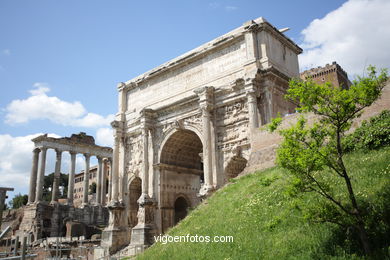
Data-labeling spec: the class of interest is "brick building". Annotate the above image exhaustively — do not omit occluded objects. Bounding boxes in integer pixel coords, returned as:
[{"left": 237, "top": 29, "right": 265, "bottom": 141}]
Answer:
[
  {"left": 300, "top": 61, "right": 352, "bottom": 88},
  {"left": 73, "top": 164, "right": 110, "bottom": 207}
]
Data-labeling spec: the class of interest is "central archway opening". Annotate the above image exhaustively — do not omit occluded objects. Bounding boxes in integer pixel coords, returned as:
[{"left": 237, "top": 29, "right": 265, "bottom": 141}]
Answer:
[
  {"left": 159, "top": 129, "right": 203, "bottom": 231},
  {"left": 160, "top": 129, "right": 203, "bottom": 171}
]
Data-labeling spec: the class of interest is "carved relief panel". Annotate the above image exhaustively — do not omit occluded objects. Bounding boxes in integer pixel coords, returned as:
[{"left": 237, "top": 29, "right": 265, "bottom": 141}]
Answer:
[{"left": 125, "top": 134, "right": 143, "bottom": 177}]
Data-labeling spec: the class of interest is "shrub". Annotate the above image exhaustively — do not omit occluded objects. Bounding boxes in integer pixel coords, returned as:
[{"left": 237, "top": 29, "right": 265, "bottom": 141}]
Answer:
[{"left": 344, "top": 110, "right": 390, "bottom": 152}]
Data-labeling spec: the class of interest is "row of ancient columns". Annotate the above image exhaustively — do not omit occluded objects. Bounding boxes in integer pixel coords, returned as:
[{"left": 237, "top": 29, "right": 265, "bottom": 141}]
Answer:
[{"left": 28, "top": 147, "right": 111, "bottom": 206}]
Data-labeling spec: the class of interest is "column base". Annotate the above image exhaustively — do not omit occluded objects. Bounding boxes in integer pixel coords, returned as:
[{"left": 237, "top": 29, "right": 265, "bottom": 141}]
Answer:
[
  {"left": 99, "top": 204, "right": 130, "bottom": 255},
  {"left": 125, "top": 193, "right": 157, "bottom": 256},
  {"left": 130, "top": 223, "right": 156, "bottom": 246},
  {"left": 100, "top": 228, "right": 130, "bottom": 255}
]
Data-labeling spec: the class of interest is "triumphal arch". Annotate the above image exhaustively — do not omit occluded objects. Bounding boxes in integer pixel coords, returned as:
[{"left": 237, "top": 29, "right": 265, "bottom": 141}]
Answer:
[{"left": 100, "top": 17, "right": 302, "bottom": 255}]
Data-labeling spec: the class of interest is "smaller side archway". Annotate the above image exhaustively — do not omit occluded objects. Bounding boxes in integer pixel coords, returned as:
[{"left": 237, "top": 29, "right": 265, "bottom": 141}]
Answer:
[
  {"left": 174, "top": 196, "right": 190, "bottom": 225},
  {"left": 128, "top": 177, "right": 142, "bottom": 228}
]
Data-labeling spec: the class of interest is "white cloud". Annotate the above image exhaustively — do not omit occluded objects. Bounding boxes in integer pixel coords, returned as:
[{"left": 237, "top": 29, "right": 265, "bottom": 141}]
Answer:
[
  {"left": 30, "top": 82, "right": 50, "bottom": 95},
  {"left": 299, "top": 0, "right": 390, "bottom": 76},
  {"left": 0, "top": 133, "right": 58, "bottom": 195},
  {"left": 96, "top": 127, "right": 114, "bottom": 147},
  {"left": 0, "top": 133, "right": 97, "bottom": 199},
  {"left": 72, "top": 113, "right": 115, "bottom": 128},
  {"left": 5, "top": 83, "right": 114, "bottom": 128}
]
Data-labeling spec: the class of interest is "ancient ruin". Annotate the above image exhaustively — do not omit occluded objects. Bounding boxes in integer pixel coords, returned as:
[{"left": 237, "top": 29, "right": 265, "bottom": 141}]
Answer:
[
  {"left": 1, "top": 17, "right": 308, "bottom": 258},
  {"left": 97, "top": 17, "right": 302, "bottom": 256},
  {"left": 18, "top": 132, "right": 112, "bottom": 243}
]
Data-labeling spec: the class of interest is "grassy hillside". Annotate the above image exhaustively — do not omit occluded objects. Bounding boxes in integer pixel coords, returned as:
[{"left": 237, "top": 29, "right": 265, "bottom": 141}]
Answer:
[{"left": 136, "top": 147, "right": 390, "bottom": 260}]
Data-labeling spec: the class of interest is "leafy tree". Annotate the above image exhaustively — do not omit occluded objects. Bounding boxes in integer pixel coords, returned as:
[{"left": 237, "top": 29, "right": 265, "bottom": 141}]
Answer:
[
  {"left": 269, "top": 66, "right": 388, "bottom": 255},
  {"left": 9, "top": 193, "right": 28, "bottom": 209},
  {"left": 42, "top": 172, "right": 69, "bottom": 202},
  {"left": 89, "top": 182, "right": 97, "bottom": 195}
]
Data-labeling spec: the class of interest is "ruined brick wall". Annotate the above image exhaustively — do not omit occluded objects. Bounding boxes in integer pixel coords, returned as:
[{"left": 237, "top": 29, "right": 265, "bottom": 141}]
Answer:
[{"left": 245, "top": 80, "right": 390, "bottom": 174}]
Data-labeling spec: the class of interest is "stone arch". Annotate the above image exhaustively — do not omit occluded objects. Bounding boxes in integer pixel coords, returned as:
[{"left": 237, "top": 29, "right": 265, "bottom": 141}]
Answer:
[
  {"left": 158, "top": 128, "right": 204, "bottom": 232},
  {"left": 128, "top": 176, "right": 142, "bottom": 228},
  {"left": 174, "top": 196, "right": 190, "bottom": 225},
  {"left": 160, "top": 129, "right": 203, "bottom": 170},
  {"left": 158, "top": 125, "right": 204, "bottom": 164},
  {"left": 225, "top": 155, "right": 247, "bottom": 180}
]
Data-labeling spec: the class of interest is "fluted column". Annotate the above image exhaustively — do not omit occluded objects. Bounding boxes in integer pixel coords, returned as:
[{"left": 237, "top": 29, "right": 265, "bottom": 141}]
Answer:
[
  {"left": 246, "top": 90, "right": 259, "bottom": 129},
  {"left": 102, "top": 158, "right": 109, "bottom": 205},
  {"left": 35, "top": 147, "right": 47, "bottom": 203},
  {"left": 201, "top": 105, "right": 213, "bottom": 190},
  {"left": 67, "top": 152, "right": 76, "bottom": 205},
  {"left": 96, "top": 157, "right": 103, "bottom": 205},
  {"left": 51, "top": 149, "right": 62, "bottom": 203},
  {"left": 28, "top": 148, "right": 40, "bottom": 204},
  {"left": 82, "top": 153, "right": 90, "bottom": 205}
]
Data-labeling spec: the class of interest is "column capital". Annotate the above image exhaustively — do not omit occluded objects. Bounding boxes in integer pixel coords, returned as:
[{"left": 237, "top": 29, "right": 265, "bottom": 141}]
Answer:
[
  {"left": 117, "top": 82, "right": 126, "bottom": 91},
  {"left": 112, "top": 120, "right": 125, "bottom": 139},
  {"left": 244, "top": 77, "right": 259, "bottom": 88},
  {"left": 69, "top": 150, "right": 77, "bottom": 156},
  {"left": 84, "top": 153, "right": 91, "bottom": 159},
  {"left": 33, "top": 147, "right": 41, "bottom": 154},
  {"left": 139, "top": 108, "right": 156, "bottom": 119},
  {"left": 55, "top": 149, "right": 62, "bottom": 156},
  {"left": 246, "top": 90, "right": 258, "bottom": 102},
  {"left": 111, "top": 120, "right": 124, "bottom": 130},
  {"left": 141, "top": 126, "right": 151, "bottom": 136},
  {"left": 140, "top": 109, "right": 156, "bottom": 132},
  {"left": 199, "top": 104, "right": 212, "bottom": 116},
  {"left": 38, "top": 146, "right": 48, "bottom": 152},
  {"left": 194, "top": 86, "right": 214, "bottom": 97},
  {"left": 196, "top": 86, "right": 214, "bottom": 116},
  {"left": 97, "top": 156, "right": 103, "bottom": 162}
]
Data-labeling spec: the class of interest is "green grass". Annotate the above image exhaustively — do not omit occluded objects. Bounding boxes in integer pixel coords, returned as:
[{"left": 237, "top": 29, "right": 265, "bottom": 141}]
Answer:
[{"left": 136, "top": 147, "right": 390, "bottom": 260}]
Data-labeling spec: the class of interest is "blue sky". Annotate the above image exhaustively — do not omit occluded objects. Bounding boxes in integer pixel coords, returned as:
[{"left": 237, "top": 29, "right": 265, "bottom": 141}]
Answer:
[{"left": 1, "top": 0, "right": 389, "bottom": 201}]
